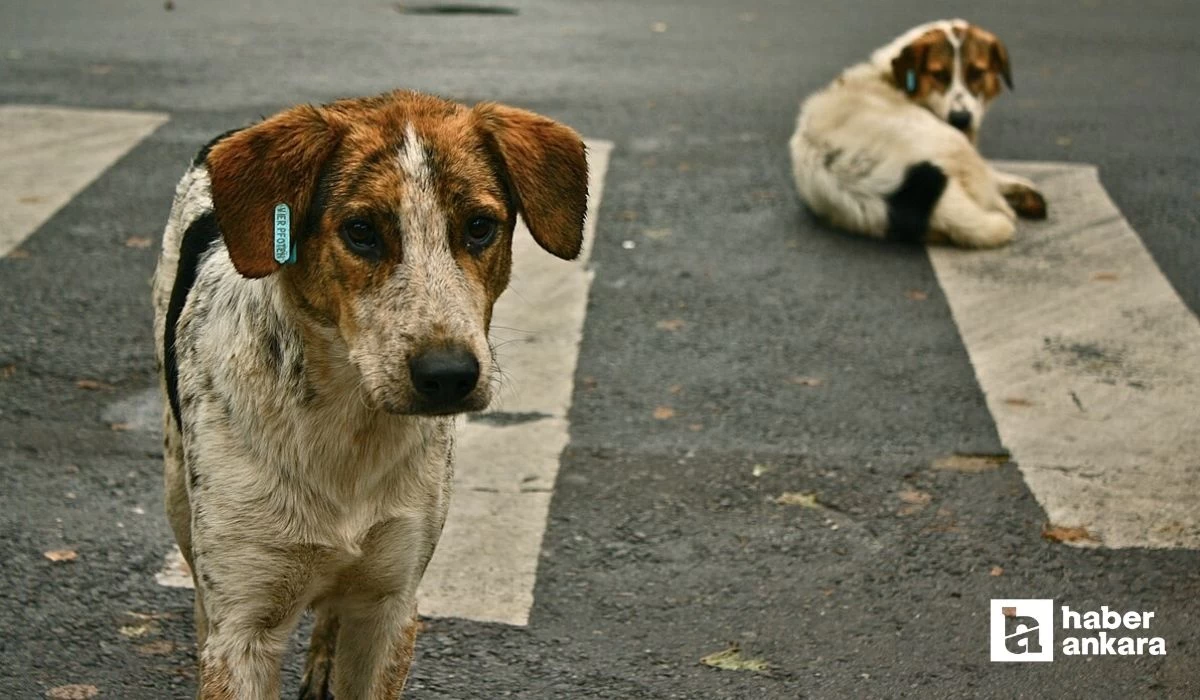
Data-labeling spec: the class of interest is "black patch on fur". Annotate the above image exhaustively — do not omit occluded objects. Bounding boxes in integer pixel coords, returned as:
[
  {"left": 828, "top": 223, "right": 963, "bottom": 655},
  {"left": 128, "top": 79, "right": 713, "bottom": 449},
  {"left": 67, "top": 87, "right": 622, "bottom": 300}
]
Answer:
[
  {"left": 192, "top": 127, "right": 245, "bottom": 166},
  {"left": 886, "top": 161, "right": 948, "bottom": 243},
  {"left": 164, "top": 212, "right": 221, "bottom": 429},
  {"left": 823, "top": 148, "right": 843, "bottom": 168},
  {"left": 264, "top": 331, "right": 283, "bottom": 374}
]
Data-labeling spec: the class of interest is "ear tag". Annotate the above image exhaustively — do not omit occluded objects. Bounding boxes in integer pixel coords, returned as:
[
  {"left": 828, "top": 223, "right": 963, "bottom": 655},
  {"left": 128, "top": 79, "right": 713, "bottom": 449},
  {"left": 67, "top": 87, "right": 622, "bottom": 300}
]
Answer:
[
  {"left": 273, "top": 203, "right": 296, "bottom": 265},
  {"left": 905, "top": 69, "right": 917, "bottom": 93}
]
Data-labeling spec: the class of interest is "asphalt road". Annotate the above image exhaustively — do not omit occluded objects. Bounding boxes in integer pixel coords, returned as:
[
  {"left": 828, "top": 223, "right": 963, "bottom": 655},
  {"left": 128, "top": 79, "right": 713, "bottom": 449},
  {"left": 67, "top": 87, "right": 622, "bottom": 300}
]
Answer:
[{"left": 1, "top": 0, "right": 1198, "bottom": 698}]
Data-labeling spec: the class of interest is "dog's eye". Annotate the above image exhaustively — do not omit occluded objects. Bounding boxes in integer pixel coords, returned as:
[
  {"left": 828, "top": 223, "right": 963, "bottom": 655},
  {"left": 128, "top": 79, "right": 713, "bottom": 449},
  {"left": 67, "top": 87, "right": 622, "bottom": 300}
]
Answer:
[
  {"left": 935, "top": 69, "right": 953, "bottom": 83},
  {"left": 341, "top": 219, "right": 381, "bottom": 257},
  {"left": 464, "top": 216, "right": 498, "bottom": 251},
  {"left": 966, "top": 66, "right": 984, "bottom": 82}
]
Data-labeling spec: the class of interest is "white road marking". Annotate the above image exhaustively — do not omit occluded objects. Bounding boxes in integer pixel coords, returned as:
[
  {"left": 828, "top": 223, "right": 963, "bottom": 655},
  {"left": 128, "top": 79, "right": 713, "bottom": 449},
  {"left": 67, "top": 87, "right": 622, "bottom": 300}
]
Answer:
[
  {"left": 0, "top": 105, "right": 169, "bottom": 257},
  {"left": 929, "top": 161, "right": 1200, "bottom": 549},
  {"left": 418, "top": 140, "right": 613, "bottom": 625},
  {"left": 148, "top": 140, "right": 614, "bottom": 624}
]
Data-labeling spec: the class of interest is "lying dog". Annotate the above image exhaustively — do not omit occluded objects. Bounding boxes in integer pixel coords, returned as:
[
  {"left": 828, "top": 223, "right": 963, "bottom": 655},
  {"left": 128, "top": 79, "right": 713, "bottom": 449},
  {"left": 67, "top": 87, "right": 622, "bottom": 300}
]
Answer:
[
  {"left": 152, "top": 91, "right": 587, "bottom": 698},
  {"left": 789, "top": 19, "right": 1046, "bottom": 248}
]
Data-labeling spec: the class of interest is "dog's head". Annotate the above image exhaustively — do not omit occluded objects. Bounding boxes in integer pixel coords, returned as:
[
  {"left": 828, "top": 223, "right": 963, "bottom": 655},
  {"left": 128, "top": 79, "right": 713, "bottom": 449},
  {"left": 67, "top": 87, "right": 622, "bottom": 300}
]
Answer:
[
  {"left": 204, "top": 91, "right": 588, "bottom": 416},
  {"left": 875, "top": 19, "right": 1012, "bottom": 142}
]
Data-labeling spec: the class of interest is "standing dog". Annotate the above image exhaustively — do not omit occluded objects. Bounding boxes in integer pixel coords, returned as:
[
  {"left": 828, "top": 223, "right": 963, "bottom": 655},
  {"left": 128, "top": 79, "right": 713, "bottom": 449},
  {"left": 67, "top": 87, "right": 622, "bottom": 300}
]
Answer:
[
  {"left": 152, "top": 91, "right": 587, "bottom": 698},
  {"left": 789, "top": 19, "right": 1047, "bottom": 248}
]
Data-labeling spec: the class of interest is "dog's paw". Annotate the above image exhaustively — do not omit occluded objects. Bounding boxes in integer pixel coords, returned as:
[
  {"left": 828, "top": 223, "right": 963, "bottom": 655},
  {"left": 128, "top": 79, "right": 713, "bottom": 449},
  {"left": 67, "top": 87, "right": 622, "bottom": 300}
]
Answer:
[{"left": 1004, "top": 185, "right": 1048, "bottom": 220}]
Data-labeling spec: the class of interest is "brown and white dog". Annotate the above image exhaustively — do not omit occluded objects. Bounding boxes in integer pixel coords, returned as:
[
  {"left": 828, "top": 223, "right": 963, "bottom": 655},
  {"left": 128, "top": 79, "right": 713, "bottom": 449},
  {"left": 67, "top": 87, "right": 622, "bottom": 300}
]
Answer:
[
  {"left": 789, "top": 19, "right": 1047, "bottom": 248},
  {"left": 151, "top": 91, "right": 587, "bottom": 698}
]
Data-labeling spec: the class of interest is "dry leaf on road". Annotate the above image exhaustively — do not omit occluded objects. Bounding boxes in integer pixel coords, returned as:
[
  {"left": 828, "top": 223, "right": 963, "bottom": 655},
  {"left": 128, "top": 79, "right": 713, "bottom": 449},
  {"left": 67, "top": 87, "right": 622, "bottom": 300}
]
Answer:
[
  {"left": 774, "top": 491, "right": 822, "bottom": 508},
  {"left": 45, "top": 684, "right": 99, "bottom": 699},
  {"left": 124, "top": 236, "right": 152, "bottom": 249},
  {"left": 44, "top": 549, "right": 78, "bottom": 563},
  {"left": 656, "top": 319, "right": 686, "bottom": 332},
  {"left": 700, "top": 644, "right": 770, "bottom": 673},
  {"left": 652, "top": 406, "right": 675, "bottom": 420},
  {"left": 1042, "top": 524, "right": 1099, "bottom": 544}
]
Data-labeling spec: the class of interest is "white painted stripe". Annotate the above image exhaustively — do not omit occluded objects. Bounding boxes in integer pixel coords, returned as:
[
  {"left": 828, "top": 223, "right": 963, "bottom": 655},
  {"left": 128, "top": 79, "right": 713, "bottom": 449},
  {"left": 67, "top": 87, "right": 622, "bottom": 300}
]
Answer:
[
  {"left": 929, "top": 161, "right": 1200, "bottom": 549},
  {"left": 418, "top": 140, "right": 613, "bottom": 625},
  {"left": 0, "top": 105, "right": 169, "bottom": 257}
]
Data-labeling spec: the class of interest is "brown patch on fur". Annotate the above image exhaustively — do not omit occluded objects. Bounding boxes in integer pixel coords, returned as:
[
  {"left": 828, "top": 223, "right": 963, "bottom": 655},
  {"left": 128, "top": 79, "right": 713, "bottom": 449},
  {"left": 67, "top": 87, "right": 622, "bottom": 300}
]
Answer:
[
  {"left": 474, "top": 103, "right": 589, "bottom": 260},
  {"left": 207, "top": 106, "right": 344, "bottom": 278},
  {"left": 198, "top": 657, "right": 236, "bottom": 699},
  {"left": 891, "top": 29, "right": 955, "bottom": 98},
  {"left": 378, "top": 614, "right": 420, "bottom": 699},
  {"left": 962, "top": 25, "right": 1012, "bottom": 98}
]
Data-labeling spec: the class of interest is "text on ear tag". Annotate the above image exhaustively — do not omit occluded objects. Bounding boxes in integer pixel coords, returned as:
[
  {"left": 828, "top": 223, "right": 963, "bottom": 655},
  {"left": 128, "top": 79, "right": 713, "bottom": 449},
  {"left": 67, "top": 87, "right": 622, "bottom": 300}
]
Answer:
[{"left": 273, "top": 203, "right": 296, "bottom": 265}]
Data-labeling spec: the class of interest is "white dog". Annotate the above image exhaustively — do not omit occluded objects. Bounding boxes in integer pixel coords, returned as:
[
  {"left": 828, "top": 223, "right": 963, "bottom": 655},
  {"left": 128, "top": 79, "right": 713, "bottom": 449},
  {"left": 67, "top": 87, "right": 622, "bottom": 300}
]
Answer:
[{"left": 789, "top": 19, "right": 1046, "bottom": 248}]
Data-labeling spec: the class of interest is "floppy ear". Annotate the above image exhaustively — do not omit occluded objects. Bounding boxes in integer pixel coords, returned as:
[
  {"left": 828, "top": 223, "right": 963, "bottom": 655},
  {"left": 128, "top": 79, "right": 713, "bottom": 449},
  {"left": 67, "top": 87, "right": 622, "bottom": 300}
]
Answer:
[
  {"left": 205, "top": 105, "right": 342, "bottom": 278},
  {"left": 891, "top": 43, "right": 928, "bottom": 95},
  {"left": 990, "top": 38, "right": 1013, "bottom": 89},
  {"left": 474, "top": 103, "right": 588, "bottom": 260}
]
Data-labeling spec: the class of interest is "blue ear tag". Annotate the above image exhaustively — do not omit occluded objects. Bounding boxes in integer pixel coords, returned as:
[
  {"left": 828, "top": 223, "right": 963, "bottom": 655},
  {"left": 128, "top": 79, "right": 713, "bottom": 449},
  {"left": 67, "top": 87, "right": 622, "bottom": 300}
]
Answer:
[
  {"left": 905, "top": 69, "right": 917, "bottom": 93},
  {"left": 273, "top": 203, "right": 296, "bottom": 265}
]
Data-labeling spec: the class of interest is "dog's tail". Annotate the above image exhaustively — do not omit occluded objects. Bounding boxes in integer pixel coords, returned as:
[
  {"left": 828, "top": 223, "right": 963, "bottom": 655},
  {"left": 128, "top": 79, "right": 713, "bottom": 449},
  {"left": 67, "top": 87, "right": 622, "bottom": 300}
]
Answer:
[{"left": 885, "top": 161, "right": 948, "bottom": 243}]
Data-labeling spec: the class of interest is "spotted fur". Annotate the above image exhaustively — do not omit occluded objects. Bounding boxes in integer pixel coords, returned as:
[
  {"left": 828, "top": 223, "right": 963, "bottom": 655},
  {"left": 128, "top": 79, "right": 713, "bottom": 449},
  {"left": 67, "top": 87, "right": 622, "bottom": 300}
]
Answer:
[
  {"left": 152, "top": 90, "right": 588, "bottom": 698},
  {"left": 789, "top": 19, "right": 1047, "bottom": 248}
]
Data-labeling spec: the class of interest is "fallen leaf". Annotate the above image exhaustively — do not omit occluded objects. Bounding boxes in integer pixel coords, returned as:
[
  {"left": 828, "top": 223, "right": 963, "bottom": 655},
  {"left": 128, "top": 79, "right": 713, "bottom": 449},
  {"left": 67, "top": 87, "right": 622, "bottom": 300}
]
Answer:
[
  {"left": 687, "top": 423, "right": 703, "bottom": 432},
  {"left": 932, "top": 453, "right": 1007, "bottom": 472},
  {"left": 651, "top": 21, "right": 668, "bottom": 33},
  {"left": 137, "top": 640, "right": 174, "bottom": 655},
  {"left": 1092, "top": 271, "right": 1119, "bottom": 282},
  {"left": 109, "top": 422, "right": 132, "bottom": 432},
  {"left": 788, "top": 376, "right": 823, "bottom": 387},
  {"left": 656, "top": 319, "right": 685, "bottom": 332},
  {"left": 751, "top": 464, "right": 771, "bottom": 478},
  {"left": 905, "top": 289, "right": 928, "bottom": 301},
  {"left": 990, "top": 566, "right": 1004, "bottom": 577},
  {"left": 580, "top": 376, "right": 598, "bottom": 391},
  {"left": 774, "top": 491, "right": 822, "bottom": 508},
  {"left": 643, "top": 227, "right": 673, "bottom": 240},
  {"left": 677, "top": 162, "right": 691, "bottom": 173},
  {"left": 18, "top": 195, "right": 44, "bottom": 204},
  {"left": 1042, "top": 523, "right": 1098, "bottom": 544},
  {"left": 652, "top": 406, "right": 675, "bottom": 420},
  {"left": 44, "top": 549, "right": 78, "bottom": 562},
  {"left": 1, "top": 364, "right": 15, "bottom": 379},
  {"left": 618, "top": 209, "right": 639, "bottom": 221},
  {"left": 1003, "top": 397, "right": 1034, "bottom": 407},
  {"left": 1056, "top": 136, "right": 1073, "bottom": 147},
  {"left": 75, "top": 379, "right": 112, "bottom": 391},
  {"left": 668, "top": 384, "right": 684, "bottom": 395},
  {"left": 45, "top": 685, "right": 99, "bottom": 700},
  {"left": 124, "top": 236, "right": 152, "bottom": 249},
  {"left": 7, "top": 248, "right": 30, "bottom": 259},
  {"left": 898, "top": 489, "right": 931, "bottom": 505},
  {"left": 700, "top": 644, "right": 770, "bottom": 673},
  {"left": 119, "top": 622, "right": 157, "bottom": 639}
]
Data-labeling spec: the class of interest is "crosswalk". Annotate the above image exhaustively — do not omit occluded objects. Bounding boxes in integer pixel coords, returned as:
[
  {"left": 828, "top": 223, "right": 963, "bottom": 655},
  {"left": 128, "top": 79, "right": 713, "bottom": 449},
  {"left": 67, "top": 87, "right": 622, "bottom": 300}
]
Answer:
[
  {"left": 2, "top": 105, "right": 1196, "bottom": 633},
  {"left": 929, "top": 162, "right": 1200, "bottom": 549}
]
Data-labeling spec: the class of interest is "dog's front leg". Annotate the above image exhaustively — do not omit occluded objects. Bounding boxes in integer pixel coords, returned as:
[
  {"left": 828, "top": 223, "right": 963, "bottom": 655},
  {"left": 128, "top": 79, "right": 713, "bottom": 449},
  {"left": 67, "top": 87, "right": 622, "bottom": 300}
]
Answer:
[
  {"left": 192, "top": 542, "right": 312, "bottom": 700},
  {"left": 993, "top": 169, "right": 1048, "bottom": 220},
  {"left": 331, "top": 512, "right": 442, "bottom": 699}
]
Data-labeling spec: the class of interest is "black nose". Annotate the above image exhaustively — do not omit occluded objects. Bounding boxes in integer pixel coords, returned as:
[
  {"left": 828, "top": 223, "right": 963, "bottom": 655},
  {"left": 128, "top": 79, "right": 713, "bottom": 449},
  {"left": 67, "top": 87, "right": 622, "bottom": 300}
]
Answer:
[
  {"left": 948, "top": 110, "right": 972, "bottom": 132},
  {"left": 409, "top": 347, "right": 480, "bottom": 408}
]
